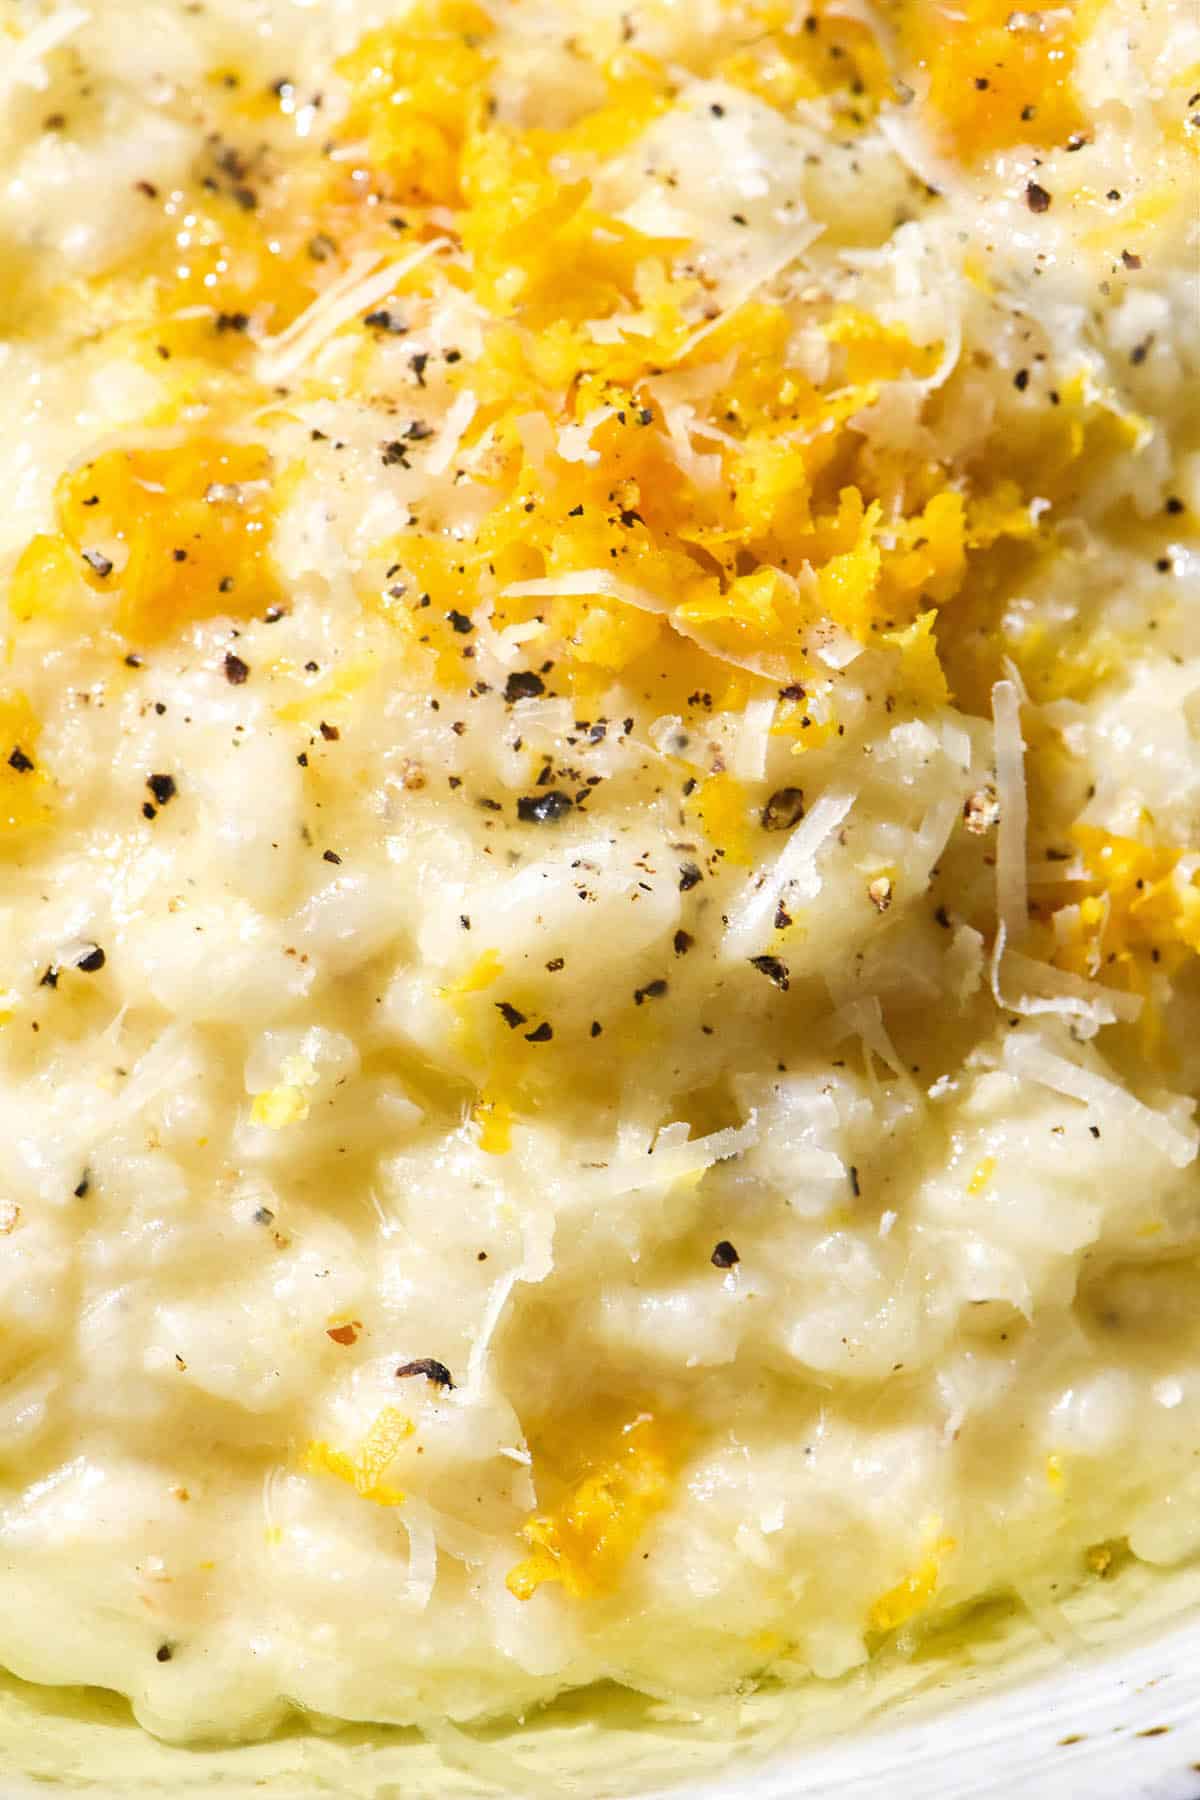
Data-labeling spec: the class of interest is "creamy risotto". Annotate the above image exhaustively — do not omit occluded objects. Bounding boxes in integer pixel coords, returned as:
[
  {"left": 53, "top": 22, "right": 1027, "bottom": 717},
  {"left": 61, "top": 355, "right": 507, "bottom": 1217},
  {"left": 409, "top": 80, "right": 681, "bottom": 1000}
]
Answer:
[{"left": 0, "top": 0, "right": 1198, "bottom": 1750}]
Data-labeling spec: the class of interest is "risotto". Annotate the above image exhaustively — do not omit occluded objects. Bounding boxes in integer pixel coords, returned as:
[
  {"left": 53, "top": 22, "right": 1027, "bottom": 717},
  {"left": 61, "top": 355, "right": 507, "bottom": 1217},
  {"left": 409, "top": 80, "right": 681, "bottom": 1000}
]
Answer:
[{"left": 0, "top": 0, "right": 1197, "bottom": 1748}]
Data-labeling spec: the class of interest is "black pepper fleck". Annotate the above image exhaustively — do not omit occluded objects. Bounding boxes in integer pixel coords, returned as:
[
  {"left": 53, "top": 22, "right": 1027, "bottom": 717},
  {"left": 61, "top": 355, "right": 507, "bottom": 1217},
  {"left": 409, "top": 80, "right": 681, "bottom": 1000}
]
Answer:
[
  {"left": 396, "top": 1358, "right": 455, "bottom": 1388},
  {"left": 364, "top": 308, "right": 407, "bottom": 334},
  {"left": 504, "top": 670, "right": 545, "bottom": 702},
  {"left": 146, "top": 773, "right": 177, "bottom": 807},
  {"left": 749, "top": 954, "right": 789, "bottom": 990},
  {"left": 711, "top": 1240, "right": 740, "bottom": 1269},
  {"left": 761, "top": 787, "right": 805, "bottom": 831},
  {"left": 634, "top": 978, "right": 668, "bottom": 1004},
  {"left": 517, "top": 790, "right": 573, "bottom": 824}
]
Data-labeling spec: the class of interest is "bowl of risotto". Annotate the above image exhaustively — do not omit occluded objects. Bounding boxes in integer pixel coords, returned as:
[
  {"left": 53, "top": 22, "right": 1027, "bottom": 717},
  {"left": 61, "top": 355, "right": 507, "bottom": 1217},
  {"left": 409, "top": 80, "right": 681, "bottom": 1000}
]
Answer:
[{"left": 0, "top": 0, "right": 1197, "bottom": 1792}]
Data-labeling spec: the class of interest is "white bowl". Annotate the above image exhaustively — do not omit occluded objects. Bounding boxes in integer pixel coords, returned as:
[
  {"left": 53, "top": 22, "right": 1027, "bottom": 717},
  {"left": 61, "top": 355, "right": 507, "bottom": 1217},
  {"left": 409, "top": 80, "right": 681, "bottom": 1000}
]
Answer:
[{"left": 2, "top": 1556, "right": 1197, "bottom": 1796}]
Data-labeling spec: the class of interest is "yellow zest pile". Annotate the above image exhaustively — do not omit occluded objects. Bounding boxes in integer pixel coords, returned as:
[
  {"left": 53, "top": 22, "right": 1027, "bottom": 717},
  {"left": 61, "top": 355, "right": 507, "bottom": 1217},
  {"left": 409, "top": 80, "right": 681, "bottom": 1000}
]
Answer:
[
  {"left": 1059, "top": 827, "right": 1200, "bottom": 978},
  {"left": 507, "top": 1413, "right": 676, "bottom": 1600},
  {"left": 13, "top": 441, "right": 281, "bottom": 644},
  {"left": 893, "top": 0, "right": 1090, "bottom": 159}
]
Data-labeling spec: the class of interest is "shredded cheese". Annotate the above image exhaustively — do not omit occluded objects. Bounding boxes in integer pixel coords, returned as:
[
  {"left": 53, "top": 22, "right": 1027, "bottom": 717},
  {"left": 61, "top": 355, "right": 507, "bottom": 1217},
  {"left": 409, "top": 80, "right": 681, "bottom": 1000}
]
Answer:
[{"left": 1003, "top": 1034, "right": 1198, "bottom": 1170}]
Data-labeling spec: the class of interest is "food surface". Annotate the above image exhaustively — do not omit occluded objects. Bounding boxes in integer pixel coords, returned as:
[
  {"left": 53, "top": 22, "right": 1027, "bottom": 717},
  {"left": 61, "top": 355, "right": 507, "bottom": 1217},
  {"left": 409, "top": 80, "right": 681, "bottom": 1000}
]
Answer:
[{"left": 0, "top": 0, "right": 1198, "bottom": 1747}]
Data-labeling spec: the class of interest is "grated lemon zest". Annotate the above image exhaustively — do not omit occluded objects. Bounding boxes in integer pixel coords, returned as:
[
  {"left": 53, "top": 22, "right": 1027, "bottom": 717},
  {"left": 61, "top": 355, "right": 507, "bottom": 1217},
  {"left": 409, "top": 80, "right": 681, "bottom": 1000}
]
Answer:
[
  {"left": 302, "top": 1406, "right": 413, "bottom": 1506},
  {"left": 967, "top": 1155, "right": 997, "bottom": 1198},
  {"left": 507, "top": 1413, "right": 676, "bottom": 1601},
  {"left": 867, "top": 1520, "right": 956, "bottom": 1632}
]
